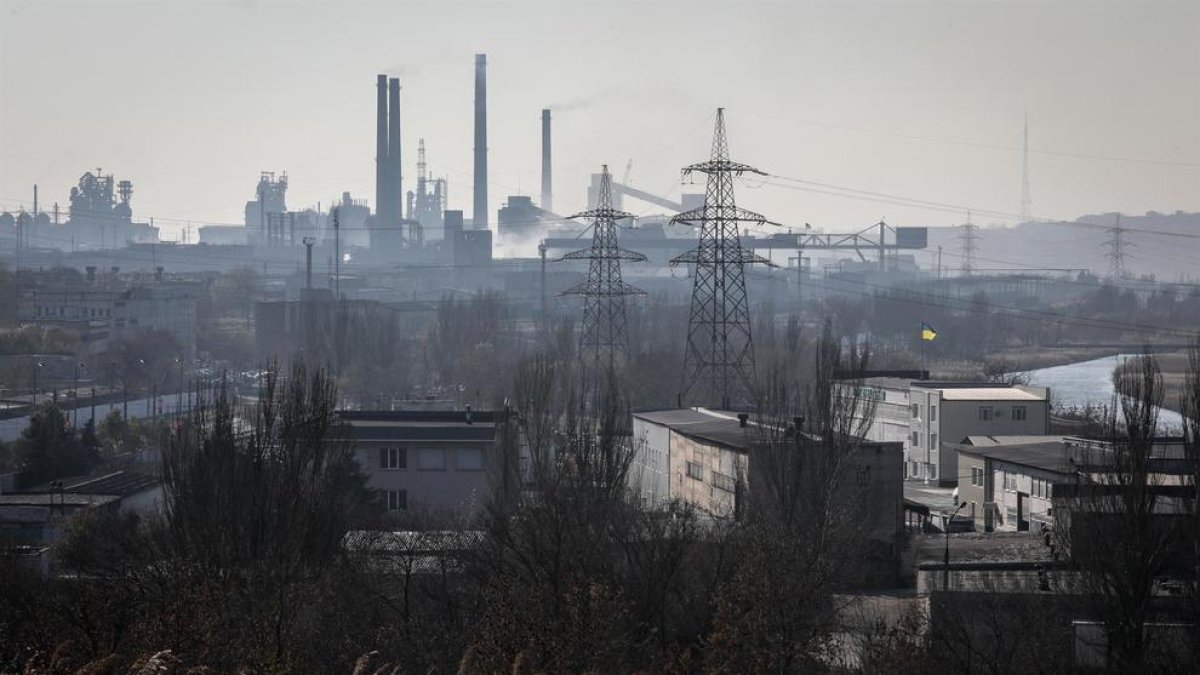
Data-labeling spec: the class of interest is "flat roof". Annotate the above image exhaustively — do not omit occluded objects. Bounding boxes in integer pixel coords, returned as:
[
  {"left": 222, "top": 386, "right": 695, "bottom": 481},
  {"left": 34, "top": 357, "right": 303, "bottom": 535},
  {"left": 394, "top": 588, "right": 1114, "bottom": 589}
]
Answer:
[
  {"left": 336, "top": 410, "right": 497, "bottom": 442},
  {"left": 964, "top": 435, "right": 1067, "bottom": 447},
  {"left": 955, "top": 441, "right": 1073, "bottom": 474},
  {"left": 858, "top": 377, "right": 919, "bottom": 390},
  {"left": 935, "top": 388, "right": 1046, "bottom": 401},
  {"left": 634, "top": 408, "right": 754, "bottom": 450}
]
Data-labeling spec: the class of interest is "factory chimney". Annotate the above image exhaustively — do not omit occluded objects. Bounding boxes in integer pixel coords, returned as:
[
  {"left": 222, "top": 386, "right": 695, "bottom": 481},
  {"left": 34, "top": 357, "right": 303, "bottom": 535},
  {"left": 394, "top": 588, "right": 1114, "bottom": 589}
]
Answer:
[
  {"left": 375, "top": 74, "right": 389, "bottom": 226},
  {"left": 541, "top": 109, "right": 552, "bottom": 214},
  {"left": 473, "top": 54, "right": 488, "bottom": 228},
  {"left": 388, "top": 77, "right": 402, "bottom": 226}
]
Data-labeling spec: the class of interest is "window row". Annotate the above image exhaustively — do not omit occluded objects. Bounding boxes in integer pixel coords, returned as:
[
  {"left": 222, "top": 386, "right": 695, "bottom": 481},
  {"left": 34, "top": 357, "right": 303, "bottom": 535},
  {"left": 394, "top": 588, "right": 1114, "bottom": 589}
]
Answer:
[
  {"left": 685, "top": 461, "right": 739, "bottom": 494},
  {"left": 911, "top": 432, "right": 940, "bottom": 448},
  {"left": 385, "top": 489, "right": 407, "bottom": 511},
  {"left": 1032, "top": 477, "right": 1051, "bottom": 499},
  {"left": 377, "top": 447, "right": 484, "bottom": 471},
  {"left": 978, "top": 405, "right": 1029, "bottom": 422},
  {"left": 910, "top": 404, "right": 938, "bottom": 422},
  {"left": 38, "top": 306, "right": 112, "bottom": 318}
]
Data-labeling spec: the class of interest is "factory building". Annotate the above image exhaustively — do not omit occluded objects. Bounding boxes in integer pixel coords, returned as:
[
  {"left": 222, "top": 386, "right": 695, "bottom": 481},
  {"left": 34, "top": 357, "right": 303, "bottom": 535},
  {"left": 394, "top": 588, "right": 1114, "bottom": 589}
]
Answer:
[{"left": 0, "top": 170, "right": 158, "bottom": 252}]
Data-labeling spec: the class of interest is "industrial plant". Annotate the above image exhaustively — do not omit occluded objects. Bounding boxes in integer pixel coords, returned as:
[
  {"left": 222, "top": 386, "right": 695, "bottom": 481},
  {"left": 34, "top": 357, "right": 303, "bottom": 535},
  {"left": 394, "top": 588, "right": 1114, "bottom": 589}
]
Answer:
[{"left": 2, "top": 2, "right": 1200, "bottom": 670}]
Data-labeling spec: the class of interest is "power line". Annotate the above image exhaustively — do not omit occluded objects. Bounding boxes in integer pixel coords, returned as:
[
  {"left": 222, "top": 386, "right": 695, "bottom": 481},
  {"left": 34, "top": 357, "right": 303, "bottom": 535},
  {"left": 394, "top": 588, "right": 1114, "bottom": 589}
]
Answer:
[{"left": 733, "top": 108, "right": 1200, "bottom": 169}]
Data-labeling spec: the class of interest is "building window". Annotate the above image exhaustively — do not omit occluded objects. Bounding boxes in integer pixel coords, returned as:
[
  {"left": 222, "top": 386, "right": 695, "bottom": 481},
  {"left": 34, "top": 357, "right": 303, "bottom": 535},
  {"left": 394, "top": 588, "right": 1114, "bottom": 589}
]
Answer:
[
  {"left": 855, "top": 464, "right": 872, "bottom": 486},
  {"left": 1004, "top": 471, "right": 1017, "bottom": 492},
  {"left": 978, "top": 406, "right": 994, "bottom": 421},
  {"left": 929, "top": 464, "right": 938, "bottom": 481},
  {"left": 929, "top": 433, "right": 938, "bottom": 450},
  {"left": 1011, "top": 406, "right": 1027, "bottom": 421},
  {"left": 911, "top": 431, "right": 920, "bottom": 447},
  {"left": 970, "top": 467, "right": 981, "bottom": 486},
  {"left": 385, "top": 490, "right": 407, "bottom": 511},
  {"left": 379, "top": 447, "right": 406, "bottom": 470},
  {"left": 686, "top": 461, "right": 704, "bottom": 481},
  {"left": 456, "top": 448, "right": 484, "bottom": 471},
  {"left": 930, "top": 405, "right": 938, "bottom": 422},
  {"left": 712, "top": 471, "right": 737, "bottom": 493},
  {"left": 911, "top": 404, "right": 920, "bottom": 419},
  {"left": 417, "top": 448, "right": 446, "bottom": 470}
]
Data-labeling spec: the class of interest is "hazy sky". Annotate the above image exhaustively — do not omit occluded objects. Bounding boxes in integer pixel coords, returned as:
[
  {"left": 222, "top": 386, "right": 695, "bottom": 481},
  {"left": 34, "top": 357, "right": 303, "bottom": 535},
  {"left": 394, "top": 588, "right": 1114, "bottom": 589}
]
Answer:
[{"left": 2, "top": 0, "right": 1197, "bottom": 241}]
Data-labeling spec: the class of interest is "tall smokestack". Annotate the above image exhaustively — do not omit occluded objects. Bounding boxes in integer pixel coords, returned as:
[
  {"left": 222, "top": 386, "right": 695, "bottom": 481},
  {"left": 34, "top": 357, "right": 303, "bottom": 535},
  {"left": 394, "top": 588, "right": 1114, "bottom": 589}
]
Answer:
[
  {"left": 541, "top": 109, "right": 552, "bottom": 214},
  {"left": 473, "top": 54, "right": 488, "bottom": 228},
  {"left": 375, "top": 74, "right": 388, "bottom": 226},
  {"left": 388, "top": 77, "right": 402, "bottom": 226}
]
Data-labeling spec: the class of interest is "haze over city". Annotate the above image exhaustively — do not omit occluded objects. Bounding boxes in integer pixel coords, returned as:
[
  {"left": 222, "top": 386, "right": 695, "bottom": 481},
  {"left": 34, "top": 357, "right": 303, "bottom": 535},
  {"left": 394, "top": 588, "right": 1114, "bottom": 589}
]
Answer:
[
  {"left": 3, "top": 1, "right": 1200, "bottom": 673},
  {"left": 2, "top": 0, "right": 1197, "bottom": 239}
]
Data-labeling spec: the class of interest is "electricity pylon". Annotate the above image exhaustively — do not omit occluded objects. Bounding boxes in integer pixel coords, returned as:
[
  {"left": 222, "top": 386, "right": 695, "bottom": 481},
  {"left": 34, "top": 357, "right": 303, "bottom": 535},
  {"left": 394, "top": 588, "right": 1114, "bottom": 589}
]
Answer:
[
  {"left": 560, "top": 165, "right": 646, "bottom": 415},
  {"left": 670, "top": 109, "right": 772, "bottom": 410}
]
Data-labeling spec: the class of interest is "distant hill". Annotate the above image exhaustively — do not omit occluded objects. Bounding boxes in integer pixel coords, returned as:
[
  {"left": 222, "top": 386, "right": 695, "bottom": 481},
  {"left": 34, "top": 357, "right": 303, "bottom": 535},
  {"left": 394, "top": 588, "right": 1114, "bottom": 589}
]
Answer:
[{"left": 925, "top": 211, "right": 1200, "bottom": 282}]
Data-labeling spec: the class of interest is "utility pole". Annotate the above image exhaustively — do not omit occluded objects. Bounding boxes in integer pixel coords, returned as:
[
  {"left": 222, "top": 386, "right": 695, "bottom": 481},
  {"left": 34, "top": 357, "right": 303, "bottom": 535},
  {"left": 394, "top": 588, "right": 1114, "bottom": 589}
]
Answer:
[
  {"left": 538, "top": 241, "right": 547, "bottom": 323},
  {"left": 670, "top": 109, "right": 772, "bottom": 409},
  {"left": 333, "top": 207, "right": 341, "bottom": 299}
]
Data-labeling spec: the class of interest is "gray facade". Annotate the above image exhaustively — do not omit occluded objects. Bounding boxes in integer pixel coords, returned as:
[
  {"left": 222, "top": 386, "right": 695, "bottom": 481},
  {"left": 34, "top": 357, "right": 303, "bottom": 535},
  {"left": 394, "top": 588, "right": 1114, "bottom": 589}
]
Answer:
[{"left": 337, "top": 410, "right": 515, "bottom": 515}]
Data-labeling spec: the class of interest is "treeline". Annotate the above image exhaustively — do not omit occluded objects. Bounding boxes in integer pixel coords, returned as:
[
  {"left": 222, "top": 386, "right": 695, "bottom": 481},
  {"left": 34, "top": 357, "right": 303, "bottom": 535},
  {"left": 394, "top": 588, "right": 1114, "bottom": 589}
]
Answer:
[{"left": 0, "top": 330, "right": 904, "bottom": 673}]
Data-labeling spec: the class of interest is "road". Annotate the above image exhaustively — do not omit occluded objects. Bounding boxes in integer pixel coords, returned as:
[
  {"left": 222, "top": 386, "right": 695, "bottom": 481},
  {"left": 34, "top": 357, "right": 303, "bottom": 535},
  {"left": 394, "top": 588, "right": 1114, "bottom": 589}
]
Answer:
[{"left": 0, "top": 392, "right": 198, "bottom": 442}]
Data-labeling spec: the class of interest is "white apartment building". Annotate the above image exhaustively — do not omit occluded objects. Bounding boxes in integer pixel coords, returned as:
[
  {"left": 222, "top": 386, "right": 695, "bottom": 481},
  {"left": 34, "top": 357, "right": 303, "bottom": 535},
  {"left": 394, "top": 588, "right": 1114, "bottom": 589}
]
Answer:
[{"left": 850, "top": 377, "right": 1049, "bottom": 486}]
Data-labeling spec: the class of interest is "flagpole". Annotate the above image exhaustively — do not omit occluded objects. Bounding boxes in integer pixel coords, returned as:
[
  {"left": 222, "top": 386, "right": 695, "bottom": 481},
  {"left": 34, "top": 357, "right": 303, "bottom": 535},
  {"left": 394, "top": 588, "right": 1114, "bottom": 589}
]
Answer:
[{"left": 920, "top": 328, "right": 925, "bottom": 378}]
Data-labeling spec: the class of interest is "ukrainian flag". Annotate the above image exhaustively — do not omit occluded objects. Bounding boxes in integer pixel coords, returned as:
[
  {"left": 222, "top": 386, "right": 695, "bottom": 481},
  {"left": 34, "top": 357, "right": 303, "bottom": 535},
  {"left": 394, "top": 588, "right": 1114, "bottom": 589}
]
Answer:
[{"left": 920, "top": 322, "right": 938, "bottom": 341}]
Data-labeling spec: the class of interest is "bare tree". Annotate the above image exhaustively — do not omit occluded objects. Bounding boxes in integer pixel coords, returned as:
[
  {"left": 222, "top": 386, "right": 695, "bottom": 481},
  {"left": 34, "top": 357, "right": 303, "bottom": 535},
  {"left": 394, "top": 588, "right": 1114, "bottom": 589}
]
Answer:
[
  {"left": 1058, "top": 352, "right": 1182, "bottom": 670},
  {"left": 707, "top": 321, "right": 885, "bottom": 672}
]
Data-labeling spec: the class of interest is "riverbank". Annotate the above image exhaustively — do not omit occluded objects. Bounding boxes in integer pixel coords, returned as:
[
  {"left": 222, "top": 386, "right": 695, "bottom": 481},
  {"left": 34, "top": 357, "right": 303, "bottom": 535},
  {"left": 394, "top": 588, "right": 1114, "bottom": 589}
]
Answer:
[{"left": 923, "top": 346, "right": 1124, "bottom": 381}]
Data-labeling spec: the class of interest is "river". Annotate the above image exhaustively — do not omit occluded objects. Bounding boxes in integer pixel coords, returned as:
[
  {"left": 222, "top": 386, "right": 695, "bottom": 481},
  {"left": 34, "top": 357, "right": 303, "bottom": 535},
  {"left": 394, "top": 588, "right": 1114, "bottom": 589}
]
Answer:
[{"left": 1027, "top": 354, "right": 1185, "bottom": 432}]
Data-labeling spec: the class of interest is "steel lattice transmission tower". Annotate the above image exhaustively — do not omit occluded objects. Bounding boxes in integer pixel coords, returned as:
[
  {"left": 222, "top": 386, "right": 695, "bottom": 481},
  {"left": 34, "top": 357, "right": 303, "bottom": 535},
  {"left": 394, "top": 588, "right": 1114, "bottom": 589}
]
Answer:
[
  {"left": 1103, "top": 213, "right": 1133, "bottom": 280},
  {"left": 670, "top": 109, "right": 772, "bottom": 410},
  {"left": 560, "top": 166, "right": 647, "bottom": 412},
  {"left": 959, "top": 214, "right": 980, "bottom": 277}
]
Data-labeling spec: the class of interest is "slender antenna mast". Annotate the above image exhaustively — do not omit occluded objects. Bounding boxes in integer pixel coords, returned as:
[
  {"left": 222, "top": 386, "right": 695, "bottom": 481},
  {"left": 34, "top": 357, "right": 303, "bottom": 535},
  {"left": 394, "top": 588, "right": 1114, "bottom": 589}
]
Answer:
[{"left": 1020, "top": 111, "right": 1032, "bottom": 223}]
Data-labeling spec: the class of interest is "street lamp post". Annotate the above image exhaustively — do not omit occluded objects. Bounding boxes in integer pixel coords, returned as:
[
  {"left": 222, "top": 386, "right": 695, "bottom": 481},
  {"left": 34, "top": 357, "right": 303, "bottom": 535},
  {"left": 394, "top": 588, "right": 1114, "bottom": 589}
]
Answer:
[
  {"left": 943, "top": 501, "right": 968, "bottom": 591},
  {"left": 72, "top": 362, "right": 86, "bottom": 427},
  {"left": 175, "top": 356, "right": 185, "bottom": 420},
  {"left": 31, "top": 359, "right": 43, "bottom": 408}
]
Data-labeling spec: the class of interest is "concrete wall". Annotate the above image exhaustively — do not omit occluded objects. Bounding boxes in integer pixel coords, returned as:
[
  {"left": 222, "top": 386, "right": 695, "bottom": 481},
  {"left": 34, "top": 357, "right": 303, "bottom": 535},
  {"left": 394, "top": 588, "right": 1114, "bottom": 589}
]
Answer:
[
  {"left": 668, "top": 434, "right": 743, "bottom": 517},
  {"left": 354, "top": 440, "right": 492, "bottom": 514},
  {"left": 987, "top": 461, "right": 1057, "bottom": 532},
  {"left": 630, "top": 417, "right": 670, "bottom": 505},
  {"left": 908, "top": 390, "right": 1048, "bottom": 485},
  {"left": 958, "top": 452, "right": 989, "bottom": 530}
]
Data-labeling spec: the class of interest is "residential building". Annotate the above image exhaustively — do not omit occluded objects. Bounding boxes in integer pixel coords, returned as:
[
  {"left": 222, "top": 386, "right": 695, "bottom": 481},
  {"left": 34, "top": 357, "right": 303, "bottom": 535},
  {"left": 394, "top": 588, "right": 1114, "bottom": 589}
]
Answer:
[
  {"left": 336, "top": 409, "right": 517, "bottom": 515},
  {"left": 847, "top": 377, "right": 1049, "bottom": 485}
]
